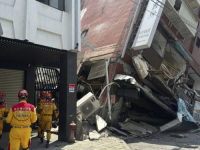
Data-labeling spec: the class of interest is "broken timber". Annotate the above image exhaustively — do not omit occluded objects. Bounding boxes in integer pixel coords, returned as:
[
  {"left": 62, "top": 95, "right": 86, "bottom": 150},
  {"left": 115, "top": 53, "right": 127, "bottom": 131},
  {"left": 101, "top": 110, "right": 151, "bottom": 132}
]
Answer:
[
  {"left": 135, "top": 83, "right": 176, "bottom": 117},
  {"left": 147, "top": 75, "right": 178, "bottom": 101},
  {"left": 114, "top": 74, "right": 176, "bottom": 117}
]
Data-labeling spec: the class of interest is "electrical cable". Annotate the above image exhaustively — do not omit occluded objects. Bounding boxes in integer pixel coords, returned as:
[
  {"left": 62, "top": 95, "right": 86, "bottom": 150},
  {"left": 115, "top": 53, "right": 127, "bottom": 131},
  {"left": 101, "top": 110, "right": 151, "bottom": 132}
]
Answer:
[
  {"left": 81, "top": 80, "right": 94, "bottom": 94},
  {"left": 98, "top": 82, "right": 120, "bottom": 99}
]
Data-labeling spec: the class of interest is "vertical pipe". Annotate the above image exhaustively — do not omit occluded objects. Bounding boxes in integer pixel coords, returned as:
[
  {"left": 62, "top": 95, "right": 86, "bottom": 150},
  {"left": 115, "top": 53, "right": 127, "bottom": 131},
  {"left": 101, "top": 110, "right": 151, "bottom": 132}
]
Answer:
[
  {"left": 121, "top": 0, "right": 143, "bottom": 58},
  {"left": 105, "top": 60, "right": 111, "bottom": 120}
]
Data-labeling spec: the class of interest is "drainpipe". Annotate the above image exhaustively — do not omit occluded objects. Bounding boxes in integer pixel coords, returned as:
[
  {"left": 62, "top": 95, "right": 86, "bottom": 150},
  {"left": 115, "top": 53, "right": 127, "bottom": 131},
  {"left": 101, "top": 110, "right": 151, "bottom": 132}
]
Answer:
[
  {"left": 105, "top": 59, "right": 112, "bottom": 120},
  {"left": 0, "top": 23, "right": 3, "bottom": 36},
  {"left": 121, "top": 0, "right": 143, "bottom": 58}
]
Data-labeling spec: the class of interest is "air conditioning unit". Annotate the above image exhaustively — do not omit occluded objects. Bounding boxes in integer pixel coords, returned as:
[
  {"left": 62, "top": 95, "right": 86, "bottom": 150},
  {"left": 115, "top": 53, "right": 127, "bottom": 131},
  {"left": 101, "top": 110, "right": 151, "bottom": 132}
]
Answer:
[{"left": 77, "top": 92, "right": 100, "bottom": 120}]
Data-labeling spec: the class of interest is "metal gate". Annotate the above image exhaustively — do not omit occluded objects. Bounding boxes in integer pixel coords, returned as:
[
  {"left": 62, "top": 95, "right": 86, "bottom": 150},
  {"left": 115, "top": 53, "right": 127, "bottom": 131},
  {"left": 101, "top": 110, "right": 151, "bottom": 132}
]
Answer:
[
  {"left": 0, "top": 68, "right": 24, "bottom": 109},
  {"left": 35, "top": 67, "right": 60, "bottom": 110}
]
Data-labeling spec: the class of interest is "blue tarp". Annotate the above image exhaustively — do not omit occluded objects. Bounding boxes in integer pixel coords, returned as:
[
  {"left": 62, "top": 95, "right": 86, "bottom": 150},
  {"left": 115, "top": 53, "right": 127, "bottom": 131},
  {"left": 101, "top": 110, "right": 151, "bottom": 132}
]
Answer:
[{"left": 178, "top": 98, "right": 196, "bottom": 123}]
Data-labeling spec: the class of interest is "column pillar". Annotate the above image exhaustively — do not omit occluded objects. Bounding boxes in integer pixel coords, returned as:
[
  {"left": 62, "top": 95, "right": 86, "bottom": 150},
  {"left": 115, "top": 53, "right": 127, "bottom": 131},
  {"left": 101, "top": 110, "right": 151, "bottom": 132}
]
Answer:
[
  {"left": 59, "top": 51, "right": 77, "bottom": 141},
  {"left": 25, "top": 65, "right": 36, "bottom": 105}
]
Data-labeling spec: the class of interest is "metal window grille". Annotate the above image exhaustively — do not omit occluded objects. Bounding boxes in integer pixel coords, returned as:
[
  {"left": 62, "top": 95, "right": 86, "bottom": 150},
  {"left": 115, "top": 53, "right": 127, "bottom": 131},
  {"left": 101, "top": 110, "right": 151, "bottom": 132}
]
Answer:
[{"left": 35, "top": 67, "right": 60, "bottom": 110}]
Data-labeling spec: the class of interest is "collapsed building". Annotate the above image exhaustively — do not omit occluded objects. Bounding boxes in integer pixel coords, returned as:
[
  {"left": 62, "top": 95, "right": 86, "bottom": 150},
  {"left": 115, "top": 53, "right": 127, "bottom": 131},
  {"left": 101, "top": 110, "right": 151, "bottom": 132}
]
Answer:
[{"left": 77, "top": 0, "right": 200, "bottom": 139}]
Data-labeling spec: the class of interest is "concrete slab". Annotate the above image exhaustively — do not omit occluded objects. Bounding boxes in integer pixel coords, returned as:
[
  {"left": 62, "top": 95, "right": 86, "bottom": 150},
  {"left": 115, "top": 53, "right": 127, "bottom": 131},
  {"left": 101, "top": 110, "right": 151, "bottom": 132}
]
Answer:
[{"left": 96, "top": 115, "right": 107, "bottom": 132}]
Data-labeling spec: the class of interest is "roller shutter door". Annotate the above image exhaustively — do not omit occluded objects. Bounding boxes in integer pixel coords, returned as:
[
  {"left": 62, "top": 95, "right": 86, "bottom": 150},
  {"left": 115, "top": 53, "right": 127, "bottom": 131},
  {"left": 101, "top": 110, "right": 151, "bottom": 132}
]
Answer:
[{"left": 0, "top": 69, "right": 24, "bottom": 110}]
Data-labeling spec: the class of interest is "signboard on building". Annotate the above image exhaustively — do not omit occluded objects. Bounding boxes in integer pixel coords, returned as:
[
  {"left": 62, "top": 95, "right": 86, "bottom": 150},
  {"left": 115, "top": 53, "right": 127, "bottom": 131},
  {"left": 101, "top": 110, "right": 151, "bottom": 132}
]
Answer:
[
  {"left": 132, "top": 0, "right": 166, "bottom": 50},
  {"left": 69, "top": 84, "right": 75, "bottom": 92}
]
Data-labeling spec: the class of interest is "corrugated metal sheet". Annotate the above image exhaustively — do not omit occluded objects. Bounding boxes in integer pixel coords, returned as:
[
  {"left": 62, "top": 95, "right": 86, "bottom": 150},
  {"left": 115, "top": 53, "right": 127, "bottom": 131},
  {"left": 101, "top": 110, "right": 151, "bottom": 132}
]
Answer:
[
  {"left": 0, "top": 37, "right": 64, "bottom": 66},
  {"left": 87, "top": 60, "right": 106, "bottom": 80},
  {"left": 0, "top": 69, "right": 24, "bottom": 109}
]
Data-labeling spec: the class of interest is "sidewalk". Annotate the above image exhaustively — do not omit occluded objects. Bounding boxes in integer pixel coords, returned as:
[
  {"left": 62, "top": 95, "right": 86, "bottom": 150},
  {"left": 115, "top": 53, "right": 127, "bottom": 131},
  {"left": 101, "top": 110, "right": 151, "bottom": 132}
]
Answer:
[
  {"left": 0, "top": 129, "right": 131, "bottom": 150},
  {"left": 126, "top": 132, "right": 200, "bottom": 150}
]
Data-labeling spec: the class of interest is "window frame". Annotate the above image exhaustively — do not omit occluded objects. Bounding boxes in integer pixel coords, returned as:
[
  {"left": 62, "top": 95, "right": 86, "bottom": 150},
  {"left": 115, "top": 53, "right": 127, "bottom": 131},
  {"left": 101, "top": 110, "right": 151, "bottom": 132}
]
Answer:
[
  {"left": 174, "top": 0, "right": 182, "bottom": 12},
  {"left": 36, "top": 0, "right": 65, "bottom": 11}
]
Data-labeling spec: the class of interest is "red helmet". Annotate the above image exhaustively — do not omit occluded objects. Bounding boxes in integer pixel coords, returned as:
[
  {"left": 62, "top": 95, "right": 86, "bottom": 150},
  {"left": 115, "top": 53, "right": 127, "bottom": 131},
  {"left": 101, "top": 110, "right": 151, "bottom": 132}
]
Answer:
[
  {"left": 18, "top": 89, "right": 28, "bottom": 98},
  {"left": 46, "top": 93, "right": 52, "bottom": 99},
  {"left": 0, "top": 92, "right": 6, "bottom": 98},
  {"left": 40, "top": 91, "right": 46, "bottom": 99},
  {"left": 40, "top": 91, "right": 46, "bottom": 96},
  {"left": 0, "top": 92, "right": 6, "bottom": 103}
]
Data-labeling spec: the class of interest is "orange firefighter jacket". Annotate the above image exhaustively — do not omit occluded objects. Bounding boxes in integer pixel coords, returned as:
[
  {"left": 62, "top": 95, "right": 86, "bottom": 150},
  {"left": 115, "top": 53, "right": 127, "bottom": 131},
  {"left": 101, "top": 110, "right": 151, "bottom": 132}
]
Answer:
[{"left": 6, "top": 101, "right": 37, "bottom": 126}]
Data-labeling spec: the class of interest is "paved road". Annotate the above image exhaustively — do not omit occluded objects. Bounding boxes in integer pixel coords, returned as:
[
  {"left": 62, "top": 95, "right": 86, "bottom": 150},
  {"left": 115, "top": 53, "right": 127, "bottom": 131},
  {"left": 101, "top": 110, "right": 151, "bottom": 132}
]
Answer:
[
  {"left": 0, "top": 129, "right": 130, "bottom": 150},
  {"left": 126, "top": 132, "right": 200, "bottom": 150},
  {"left": 1, "top": 129, "right": 200, "bottom": 150}
]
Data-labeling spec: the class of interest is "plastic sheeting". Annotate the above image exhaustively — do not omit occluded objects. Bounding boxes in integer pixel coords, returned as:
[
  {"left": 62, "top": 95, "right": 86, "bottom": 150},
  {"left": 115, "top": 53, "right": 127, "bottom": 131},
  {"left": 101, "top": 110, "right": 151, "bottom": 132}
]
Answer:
[{"left": 178, "top": 98, "right": 196, "bottom": 123}]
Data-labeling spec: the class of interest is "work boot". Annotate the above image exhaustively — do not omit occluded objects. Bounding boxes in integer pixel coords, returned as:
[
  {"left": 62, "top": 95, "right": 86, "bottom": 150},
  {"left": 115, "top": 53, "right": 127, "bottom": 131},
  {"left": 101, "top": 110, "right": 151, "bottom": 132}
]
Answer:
[
  {"left": 40, "top": 138, "right": 43, "bottom": 143},
  {"left": 46, "top": 140, "right": 49, "bottom": 148}
]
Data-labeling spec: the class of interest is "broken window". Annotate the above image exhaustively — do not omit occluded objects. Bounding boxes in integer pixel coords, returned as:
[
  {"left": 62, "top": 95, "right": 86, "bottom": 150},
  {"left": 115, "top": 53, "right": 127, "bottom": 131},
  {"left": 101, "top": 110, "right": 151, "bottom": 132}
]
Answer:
[
  {"left": 196, "top": 37, "right": 200, "bottom": 48},
  {"left": 81, "top": 29, "right": 89, "bottom": 38},
  {"left": 174, "top": 0, "right": 182, "bottom": 12}
]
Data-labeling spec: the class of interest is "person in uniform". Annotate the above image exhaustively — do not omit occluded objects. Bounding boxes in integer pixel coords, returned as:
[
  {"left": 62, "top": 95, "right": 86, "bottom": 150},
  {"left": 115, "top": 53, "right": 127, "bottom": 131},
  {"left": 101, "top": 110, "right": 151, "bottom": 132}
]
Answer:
[
  {"left": 6, "top": 89, "right": 37, "bottom": 150},
  {"left": 0, "top": 92, "right": 8, "bottom": 150},
  {"left": 37, "top": 91, "right": 46, "bottom": 137},
  {"left": 38, "top": 93, "right": 58, "bottom": 148}
]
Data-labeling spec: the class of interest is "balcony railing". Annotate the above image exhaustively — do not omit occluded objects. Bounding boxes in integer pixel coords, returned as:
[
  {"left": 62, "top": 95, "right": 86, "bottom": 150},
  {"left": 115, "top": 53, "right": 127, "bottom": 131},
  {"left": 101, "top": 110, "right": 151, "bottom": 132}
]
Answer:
[
  {"left": 188, "top": 0, "right": 200, "bottom": 9},
  {"left": 163, "top": 0, "right": 199, "bottom": 39}
]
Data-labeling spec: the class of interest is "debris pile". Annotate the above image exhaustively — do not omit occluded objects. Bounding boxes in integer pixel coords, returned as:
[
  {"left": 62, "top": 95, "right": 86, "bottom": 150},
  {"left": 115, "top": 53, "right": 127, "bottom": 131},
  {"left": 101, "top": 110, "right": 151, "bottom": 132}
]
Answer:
[
  {"left": 76, "top": 50, "right": 200, "bottom": 141},
  {"left": 118, "top": 119, "right": 157, "bottom": 138}
]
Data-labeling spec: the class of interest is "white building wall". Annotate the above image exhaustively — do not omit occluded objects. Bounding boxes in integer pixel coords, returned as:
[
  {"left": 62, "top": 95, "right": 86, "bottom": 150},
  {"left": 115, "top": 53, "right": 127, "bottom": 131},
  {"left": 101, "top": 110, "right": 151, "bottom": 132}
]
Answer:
[
  {"left": 0, "top": 0, "right": 80, "bottom": 51},
  {"left": 179, "top": 1, "right": 198, "bottom": 37}
]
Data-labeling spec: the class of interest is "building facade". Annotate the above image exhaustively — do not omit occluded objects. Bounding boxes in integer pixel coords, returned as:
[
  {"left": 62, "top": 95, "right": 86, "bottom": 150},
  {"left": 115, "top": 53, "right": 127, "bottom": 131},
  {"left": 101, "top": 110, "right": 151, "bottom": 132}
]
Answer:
[
  {"left": 78, "top": 0, "right": 200, "bottom": 125},
  {"left": 0, "top": 0, "right": 80, "bottom": 141}
]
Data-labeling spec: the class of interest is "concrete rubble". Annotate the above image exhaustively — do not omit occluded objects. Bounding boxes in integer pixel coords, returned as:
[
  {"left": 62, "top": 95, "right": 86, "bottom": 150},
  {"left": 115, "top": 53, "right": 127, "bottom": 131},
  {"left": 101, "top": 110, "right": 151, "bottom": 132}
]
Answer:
[
  {"left": 107, "top": 126, "right": 128, "bottom": 137},
  {"left": 76, "top": 51, "right": 200, "bottom": 143},
  {"left": 96, "top": 115, "right": 107, "bottom": 132},
  {"left": 170, "top": 133, "right": 188, "bottom": 138},
  {"left": 118, "top": 119, "right": 156, "bottom": 137},
  {"left": 89, "top": 129, "right": 101, "bottom": 140}
]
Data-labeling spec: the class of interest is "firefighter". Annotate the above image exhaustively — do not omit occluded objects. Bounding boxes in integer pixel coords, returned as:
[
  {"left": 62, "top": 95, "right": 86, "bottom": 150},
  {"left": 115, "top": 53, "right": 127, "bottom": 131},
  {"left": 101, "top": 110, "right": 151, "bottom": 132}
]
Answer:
[
  {"left": 6, "top": 89, "right": 37, "bottom": 150},
  {"left": 37, "top": 91, "right": 46, "bottom": 137},
  {"left": 0, "top": 93, "right": 8, "bottom": 150},
  {"left": 38, "top": 93, "right": 58, "bottom": 148}
]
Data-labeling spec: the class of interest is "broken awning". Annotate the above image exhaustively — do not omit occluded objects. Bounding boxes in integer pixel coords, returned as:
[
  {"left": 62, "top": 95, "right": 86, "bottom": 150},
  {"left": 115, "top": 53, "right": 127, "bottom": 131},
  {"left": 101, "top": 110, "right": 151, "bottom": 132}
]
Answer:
[{"left": 114, "top": 74, "right": 176, "bottom": 117}]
